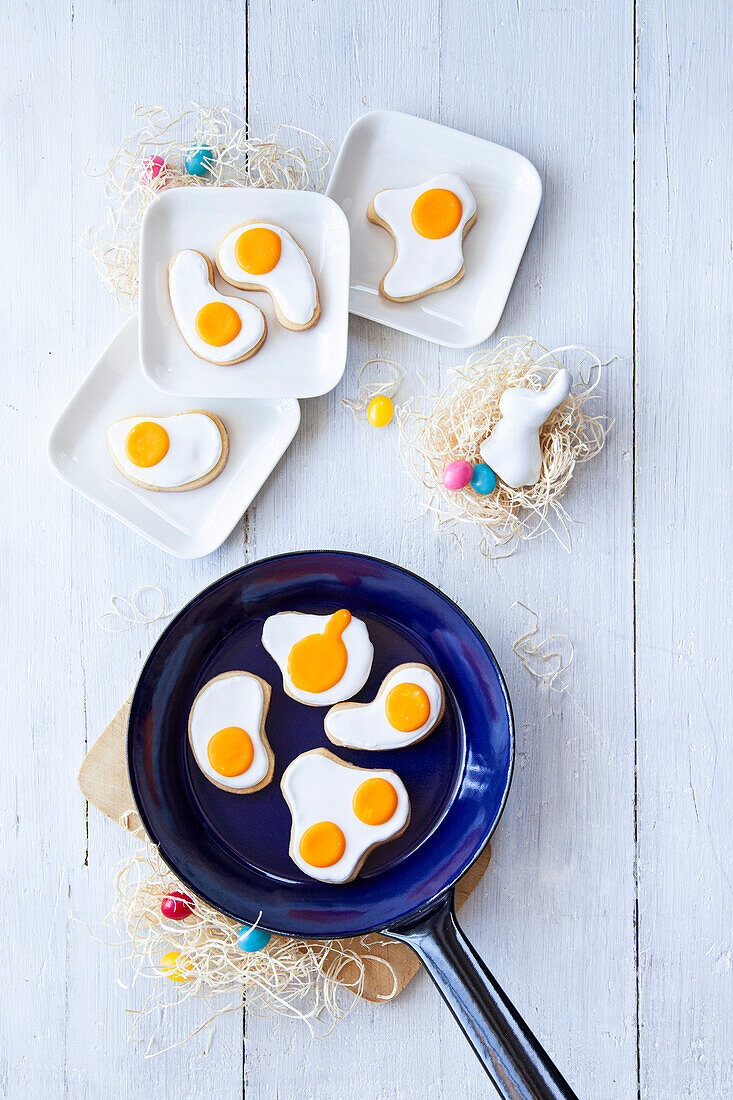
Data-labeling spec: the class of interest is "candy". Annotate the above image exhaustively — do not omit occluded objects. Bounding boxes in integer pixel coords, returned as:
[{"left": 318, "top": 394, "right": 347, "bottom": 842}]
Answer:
[
  {"left": 442, "top": 460, "right": 473, "bottom": 491},
  {"left": 184, "top": 145, "right": 215, "bottom": 177},
  {"left": 470, "top": 463, "right": 497, "bottom": 495},
  {"left": 160, "top": 950, "right": 193, "bottom": 982},
  {"left": 161, "top": 891, "right": 195, "bottom": 921},
  {"left": 142, "top": 155, "right": 167, "bottom": 185},
  {"left": 237, "top": 924, "right": 271, "bottom": 953},
  {"left": 367, "top": 395, "right": 394, "bottom": 427}
]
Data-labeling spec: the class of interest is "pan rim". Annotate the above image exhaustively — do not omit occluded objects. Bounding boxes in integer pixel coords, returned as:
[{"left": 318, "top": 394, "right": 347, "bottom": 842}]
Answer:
[{"left": 127, "top": 549, "right": 515, "bottom": 937}]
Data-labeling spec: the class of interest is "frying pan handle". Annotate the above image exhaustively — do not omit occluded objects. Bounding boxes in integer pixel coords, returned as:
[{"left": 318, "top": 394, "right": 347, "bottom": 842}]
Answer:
[{"left": 387, "top": 891, "right": 579, "bottom": 1100}]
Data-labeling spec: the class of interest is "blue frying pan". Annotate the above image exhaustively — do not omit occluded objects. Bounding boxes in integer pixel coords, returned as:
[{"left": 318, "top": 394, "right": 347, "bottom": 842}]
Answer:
[{"left": 128, "top": 552, "right": 578, "bottom": 1100}]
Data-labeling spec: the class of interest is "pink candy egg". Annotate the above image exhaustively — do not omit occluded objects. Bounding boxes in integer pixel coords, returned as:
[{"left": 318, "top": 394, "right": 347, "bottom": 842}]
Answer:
[
  {"left": 142, "top": 155, "right": 167, "bottom": 184},
  {"left": 161, "top": 891, "right": 194, "bottom": 921},
  {"left": 442, "top": 460, "right": 474, "bottom": 491}
]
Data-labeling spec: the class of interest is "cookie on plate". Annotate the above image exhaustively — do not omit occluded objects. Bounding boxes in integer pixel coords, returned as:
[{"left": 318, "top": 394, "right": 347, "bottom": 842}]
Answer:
[
  {"left": 107, "top": 410, "right": 229, "bottom": 492},
  {"left": 367, "top": 173, "right": 477, "bottom": 302},
  {"left": 168, "top": 248, "right": 267, "bottom": 364},
  {"left": 215, "top": 222, "right": 321, "bottom": 331}
]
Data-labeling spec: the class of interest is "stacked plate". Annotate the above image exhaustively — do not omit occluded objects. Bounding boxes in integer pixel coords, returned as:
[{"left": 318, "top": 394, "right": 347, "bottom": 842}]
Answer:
[{"left": 49, "top": 111, "right": 540, "bottom": 557}]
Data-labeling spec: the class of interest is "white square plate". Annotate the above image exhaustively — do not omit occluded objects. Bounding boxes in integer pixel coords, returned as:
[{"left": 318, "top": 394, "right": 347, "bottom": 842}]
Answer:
[
  {"left": 139, "top": 187, "right": 350, "bottom": 399},
  {"left": 48, "top": 318, "right": 300, "bottom": 558},
  {"left": 326, "top": 110, "right": 542, "bottom": 348}
]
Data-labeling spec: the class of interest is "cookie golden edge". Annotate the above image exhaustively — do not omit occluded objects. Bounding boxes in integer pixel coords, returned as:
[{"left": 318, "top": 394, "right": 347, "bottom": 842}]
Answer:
[
  {"left": 281, "top": 747, "right": 412, "bottom": 883},
  {"left": 108, "top": 409, "right": 229, "bottom": 493},
  {"left": 323, "top": 662, "right": 446, "bottom": 749},
  {"left": 187, "top": 671, "right": 275, "bottom": 794},
  {"left": 262, "top": 610, "right": 373, "bottom": 708},
  {"left": 366, "top": 196, "right": 478, "bottom": 303},
  {"left": 214, "top": 221, "right": 321, "bottom": 332},
  {"left": 168, "top": 248, "right": 268, "bottom": 363}
]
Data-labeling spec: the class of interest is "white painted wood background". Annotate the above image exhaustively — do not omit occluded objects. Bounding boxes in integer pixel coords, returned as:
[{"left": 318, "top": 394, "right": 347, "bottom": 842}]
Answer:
[{"left": 1, "top": 0, "right": 730, "bottom": 1096}]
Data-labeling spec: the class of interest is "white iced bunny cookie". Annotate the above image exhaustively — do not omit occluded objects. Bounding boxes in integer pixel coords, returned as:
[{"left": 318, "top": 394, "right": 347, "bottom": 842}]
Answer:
[
  {"left": 215, "top": 222, "right": 320, "bottom": 331},
  {"left": 188, "top": 671, "right": 274, "bottom": 794},
  {"left": 281, "top": 748, "right": 411, "bottom": 884},
  {"left": 108, "top": 410, "right": 228, "bottom": 492},
  {"left": 367, "top": 173, "right": 477, "bottom": 301},
  {"left": 480, "top": 369, "right": 573, "bottom": 488},
  {"left": 325, "top": 664, "right": 445, "bottom": 750},
  {"left": 168, "top": 249, "right": 267, "bottom": 364}
]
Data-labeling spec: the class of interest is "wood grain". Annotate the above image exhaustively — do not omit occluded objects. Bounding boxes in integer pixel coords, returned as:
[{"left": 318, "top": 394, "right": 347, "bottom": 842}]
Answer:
[{"left": 1, "top": 0, "right": 730, "bottom": 1096}]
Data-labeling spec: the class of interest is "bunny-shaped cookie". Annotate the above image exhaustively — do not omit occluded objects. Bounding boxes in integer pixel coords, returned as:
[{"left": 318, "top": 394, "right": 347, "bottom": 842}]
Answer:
[{"left": 480, "top": 369, "right": 572, "bottom": 488}]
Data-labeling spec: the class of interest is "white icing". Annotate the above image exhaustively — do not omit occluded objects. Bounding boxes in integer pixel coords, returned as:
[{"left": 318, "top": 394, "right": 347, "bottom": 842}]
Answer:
[
  {"left": 108, "top": 413, "right": 223, "bottom": 489},
  {"left": 325, "top": 666, "right": 444, "bottom": 750},
  {"left": 372, "top": 173, "right": 477, "bottom": 298},
  {"left": 168, "top": 250, "right": 266, "bottom": 364},
  {"left": 261, "top": 611, "right": 373, "bottom": 706},
  {"left": 216, "top": 223, "right": 318, "bottom": 327},
  {"left": 189, "top": 673, "right": 270, "bottom": 790},
  {"left": 479, "top": 368, "right": 573, "bottom": 488},
  {"left": 281, "top": 751, "right": 410, "bottom": 883}
]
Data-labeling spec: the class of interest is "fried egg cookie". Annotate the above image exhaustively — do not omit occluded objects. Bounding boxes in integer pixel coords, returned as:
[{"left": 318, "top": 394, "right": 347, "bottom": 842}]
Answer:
[
  {"left": 281, "top": 748, "right": 410, "bottom": 883},
  {"left": 324, "top": 663, "right": 445, "bottom": 750},
  {"left": 367, "top": 173, "right": 477, "bottom": 302},
  {"left": 261, "top": 609, "right": 373, "bottom": 707},
  {"left": 215, "top": 222, "right": 320, "bottom": 331},
  {"left": 168, "top": 249, "right": 267, "bottom": 364},
  {"left": 188, "top": 671, "right": 274, "bottom": 794},
  {"left": 108, "top": 410, "right": 229, "bottom": 492}
]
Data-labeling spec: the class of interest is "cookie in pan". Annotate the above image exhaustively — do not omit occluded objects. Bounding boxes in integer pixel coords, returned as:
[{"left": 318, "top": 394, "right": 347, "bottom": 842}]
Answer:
[
  {"left": 188, "top": 671, "right": 274, "bottom": 794},
  {"left": 281, "top": 748, "right": 410, "bottom": 883},
  {"left": 261, "top": 609, "right": 373, "bottom": 707},
  {"left": 324, "top": 663, "right": 445, "bottom": 750}
]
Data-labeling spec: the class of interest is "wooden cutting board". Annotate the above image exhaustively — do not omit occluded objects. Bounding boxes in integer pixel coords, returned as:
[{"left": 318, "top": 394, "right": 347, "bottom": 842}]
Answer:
[{"left": 78, "top": 698, "right": 492, "bottom": 1003}]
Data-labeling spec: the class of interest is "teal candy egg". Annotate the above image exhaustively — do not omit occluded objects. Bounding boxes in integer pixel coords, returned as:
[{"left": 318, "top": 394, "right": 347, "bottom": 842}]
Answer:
[
  {"left": 237, "top": 924, "right": 271, "bottom": 952},
  {"left": 470, "top": 463, "right": 497, "bottom": 495},
  {"left": 185, "top": 145, "right": 214, "bottom": 177}
]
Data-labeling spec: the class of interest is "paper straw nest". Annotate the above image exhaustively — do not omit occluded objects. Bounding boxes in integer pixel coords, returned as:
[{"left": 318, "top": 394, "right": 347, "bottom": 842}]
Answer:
[
  {"left": 397, "top": 337, "right": 612, "bottom": 555},
  {"left": 109, "top": 845, "right": 397, "bottom": 1055},
  {"left": 86, "top": 105, "right": 332, "bottom": 309}
]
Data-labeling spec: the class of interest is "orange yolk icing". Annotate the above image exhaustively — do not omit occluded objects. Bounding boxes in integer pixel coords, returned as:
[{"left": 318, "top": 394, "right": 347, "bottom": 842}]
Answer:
[
  {"left": 207, "top": 726, "right": 254, "bottom": 777},
  {"left": 287, "top": 609, "right": 351, "bottom": 694},
  {"left": 235, "top": 227, "right": 282, "bottom": 275},
  {"left": 385, "top": 682, "right": 431, "bottom": 732},
  {"left": 124, "top": 421, "right": 170, "bottom": 468},
  {"left": 352, "top": 777, "right": 398, "bottom": 826},
  {"left": 411, "top": 188, "right": 463, "bottom": 239},
  {"left": 299, "top": 821, "right": 346, "bottom": 867},
  {"left": 195, "top": 301, "right": 243, "bottom": 346}
]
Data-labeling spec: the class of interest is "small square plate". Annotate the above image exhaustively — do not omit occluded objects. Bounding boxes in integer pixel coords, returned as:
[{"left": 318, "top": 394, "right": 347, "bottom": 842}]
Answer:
[
  {"left": 48, "top": 318, "right": 300, "bottom": 558},
  {"left": 326, "top": 110, "right": 542, "bottom": 347},
  {"left": 139, "top": 187, "right": 350, "bottom": 399}
]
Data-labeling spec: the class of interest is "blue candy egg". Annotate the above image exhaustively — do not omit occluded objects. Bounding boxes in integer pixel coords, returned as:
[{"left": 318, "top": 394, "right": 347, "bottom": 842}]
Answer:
[
  {"left": 237, "top": 924, "right": 271, "bottom": 953},
  {"left": 470, "top": 463, "right": 497, "bottom": 495},
  {"left": 184, "top": 145, "right": 214, "bottom": 177}
]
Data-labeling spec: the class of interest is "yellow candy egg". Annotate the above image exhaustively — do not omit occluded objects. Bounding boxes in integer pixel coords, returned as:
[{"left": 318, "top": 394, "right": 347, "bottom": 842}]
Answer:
[
  {"left": 160, "top": 950, "right": 194, "bottom": 982},
  {"left": 367, "top": 395, "right": 394, "bottom": 427}
]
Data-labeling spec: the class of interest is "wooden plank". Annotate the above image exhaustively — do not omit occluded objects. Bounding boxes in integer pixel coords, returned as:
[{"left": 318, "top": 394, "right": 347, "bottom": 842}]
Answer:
[
  {"left": 244, "top": 1, "right": 636, "bottom": 1097},
  {"left": 0, "top": 1, "right": 247, "bottom": 1095},
  {"left": 634, "top": 3, "right": 733, "bottom": 1097}
]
